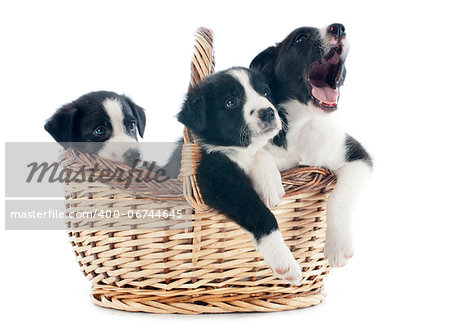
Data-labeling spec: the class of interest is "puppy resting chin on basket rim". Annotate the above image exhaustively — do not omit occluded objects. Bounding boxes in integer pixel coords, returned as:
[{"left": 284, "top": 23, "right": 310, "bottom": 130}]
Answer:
[
  {"left": 178, "top": 66, "right": 303, "bottom": 285},
  {"left": 44, "top": 91, "right": 146, "bottom": 167}
]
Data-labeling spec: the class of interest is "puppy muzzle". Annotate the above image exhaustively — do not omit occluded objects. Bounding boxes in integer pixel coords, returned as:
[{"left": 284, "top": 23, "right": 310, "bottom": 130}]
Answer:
[{"left": 258, "top": 107, "right": 275, "bottom": 124}]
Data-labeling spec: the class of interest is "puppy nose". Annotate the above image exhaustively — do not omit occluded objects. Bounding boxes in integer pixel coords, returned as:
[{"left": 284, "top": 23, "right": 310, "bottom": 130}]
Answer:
[
  {"left": 258, "top": 108, "right": 275, "bottom": 123},
  {"left": 123, "top": 148, "right": 141, "bottom": 166},
  {"left": 328, "top": 23, "right": 345, "bottom": 38}
]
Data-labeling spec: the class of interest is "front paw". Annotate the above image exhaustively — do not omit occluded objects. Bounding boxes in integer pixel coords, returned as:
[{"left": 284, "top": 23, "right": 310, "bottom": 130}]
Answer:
[
  {"left": 324, "top": 230, "right": 354, "bottom": 268},
  {"left": 255, "top": 174, "right": 285, "bottom": 208},
  {"left": 263, "top": 183, "right": 285, "bottom": 208},
  {"left": 258, "top": 230, "right": 303, "bottom": 285}
]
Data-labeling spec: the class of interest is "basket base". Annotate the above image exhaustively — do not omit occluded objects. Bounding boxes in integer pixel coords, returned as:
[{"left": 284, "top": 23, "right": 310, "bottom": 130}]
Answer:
[{"left": 91, "top": 284, "right": 326, "bottom": 314}]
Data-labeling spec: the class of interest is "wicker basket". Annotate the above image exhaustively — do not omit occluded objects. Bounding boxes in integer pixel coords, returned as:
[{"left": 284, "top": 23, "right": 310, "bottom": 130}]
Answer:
[{"left": 61, "top": 27, "right": 337, "bottom": 314}]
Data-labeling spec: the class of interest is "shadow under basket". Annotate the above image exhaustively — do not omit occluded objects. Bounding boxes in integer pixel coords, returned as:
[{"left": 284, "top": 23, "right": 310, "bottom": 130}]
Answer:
[{"left": 60, "top": 27, "right": 337, "bottom": 314}]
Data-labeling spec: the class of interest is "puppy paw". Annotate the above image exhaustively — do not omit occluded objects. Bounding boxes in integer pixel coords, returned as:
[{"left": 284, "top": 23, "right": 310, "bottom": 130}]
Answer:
[
  {"left": 263, "top": 183, "right": 285, "bottom": 208},
  {"left": 324, "top": 230, "right": 354, "bottom": 268},
  {"left": 254, "top": 173, "right": 285, "bottom": 208},
  {"left": 249, "top": 150, "right": 285, "bottom": 208},
  {"left": 257, "top": 230, "right": 302, "bottom": 285}
]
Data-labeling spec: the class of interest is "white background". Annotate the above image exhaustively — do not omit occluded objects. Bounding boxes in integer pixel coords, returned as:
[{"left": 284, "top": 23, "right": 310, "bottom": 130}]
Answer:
[{"left": 1, "top": 0, "right": 449, "bottom": 327}]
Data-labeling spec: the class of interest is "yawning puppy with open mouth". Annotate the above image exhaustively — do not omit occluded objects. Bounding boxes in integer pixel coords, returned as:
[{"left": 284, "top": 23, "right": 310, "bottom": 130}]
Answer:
[
  {"left": 308, "top": 38, "right": 346, "bottom": 111},
  {"left": 251, "top": 24, "right": 373, "bottom": 268},
  {"left": 178, "top": 67, "right": 303, "bottom": 285}
]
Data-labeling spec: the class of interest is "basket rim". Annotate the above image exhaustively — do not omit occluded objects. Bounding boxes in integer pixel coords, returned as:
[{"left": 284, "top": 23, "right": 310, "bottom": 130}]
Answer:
[{"left": 60, "top": 148, "right": 336, "bottom": 199}]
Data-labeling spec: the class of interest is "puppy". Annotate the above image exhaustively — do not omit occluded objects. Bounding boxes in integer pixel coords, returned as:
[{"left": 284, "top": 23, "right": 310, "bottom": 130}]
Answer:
[
  {"left": 250, "top": 24, "right": 373, "bottom": 267},
  {"left": 178, "top": 67, "right": 302, "bottom": 284},
  {"left": 45, "top": 91, "right": 146, "bottom": 166}
]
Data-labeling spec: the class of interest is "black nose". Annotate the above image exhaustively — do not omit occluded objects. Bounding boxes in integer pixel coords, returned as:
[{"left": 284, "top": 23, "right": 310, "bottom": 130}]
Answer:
[
  {"left": 328, "top": 23, "right": 345, "bottom": 38},
  {"left": 258, "top": 108, "right": 275, "bottom": 123},
  {"left": 123, "top": 148, "right": 141, "bottom": 166}
]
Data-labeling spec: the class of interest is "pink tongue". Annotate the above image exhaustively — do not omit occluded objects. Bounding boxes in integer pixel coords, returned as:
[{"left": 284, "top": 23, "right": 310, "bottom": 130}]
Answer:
[{"left": 311, "top": 86, "right": 338, "bottom": 103}]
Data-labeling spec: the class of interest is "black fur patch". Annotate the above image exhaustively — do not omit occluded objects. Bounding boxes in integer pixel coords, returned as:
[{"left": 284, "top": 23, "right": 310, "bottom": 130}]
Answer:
[
  {"left": 345, "top": 134, "right": 373, "bottom": 167},
  {"left": 251, "top": 26, "right": 372, "bottom": 168},
  {"left": 197, "top": 150, "right": 278, "bottom": 241},
  {"left": 250, "top": 27, "right": 324, "bottom": 105},
  {"left": 167, "top": 67, "right": 277, "bottom": 177},
  {"left": 178, "top": 67, "right": 273, "bottom": 148},
  {"left": 177, "top": 67, "right": 280, "bottom": 241},
  {"left": 271, "top": 106, "right": 288, "bottom": 148},
  {"left": 44, "top": 91, "right": 146, "bottom": 153},
  {"left": 250, "top": 27, "right": 346, "bottom": 109}
]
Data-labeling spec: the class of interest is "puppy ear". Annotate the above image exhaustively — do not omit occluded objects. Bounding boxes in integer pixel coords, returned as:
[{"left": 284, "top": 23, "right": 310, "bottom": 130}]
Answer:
[
  {"left": 44, "top": 105, "right": 78, "bottom": 143},
  {"left": 123, "top": 96, "right": 146, "bottom": 138},
  {"left": 177, "top": 94, "right": 207, "bottom": 133},
  {"left": 250, "top": 46, "right": 278, "bottom": 76}
]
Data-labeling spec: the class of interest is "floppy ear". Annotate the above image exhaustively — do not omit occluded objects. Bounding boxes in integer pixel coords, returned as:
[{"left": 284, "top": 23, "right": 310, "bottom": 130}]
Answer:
[
  {"left": 123, "top": 96, "right": 146, "bottom": 138},
  {"left": 249, "top": 46, "right": 278, "bottom": 76},
  {"left": 177, "top": 93, "right": 207, "bottom": 133},
  {"left": 44, "top": 105, "right": 78, "bottom": 143}
]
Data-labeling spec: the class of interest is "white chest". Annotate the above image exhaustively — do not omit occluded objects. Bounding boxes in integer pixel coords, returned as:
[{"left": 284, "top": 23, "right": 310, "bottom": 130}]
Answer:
[{"left": 268, "top": 100, "right": 348, "bottom": 171}]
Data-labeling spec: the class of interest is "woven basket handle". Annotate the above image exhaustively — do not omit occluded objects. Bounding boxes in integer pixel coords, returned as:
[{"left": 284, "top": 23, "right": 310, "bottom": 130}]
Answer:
[{"left": 180, "top": 27, "right": 215, "bottom": 212}]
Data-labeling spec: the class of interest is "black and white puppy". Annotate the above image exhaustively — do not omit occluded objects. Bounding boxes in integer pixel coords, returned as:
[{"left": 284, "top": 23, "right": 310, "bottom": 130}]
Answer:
[
  {"left": 250, "top": 24, "right": 373, "bottom": 267},
  {"left": 45, "top": 91, "right": 146, "bottom": 166},
  {"left": 178, "top": 67, "right": 302, "bottom": 284}
]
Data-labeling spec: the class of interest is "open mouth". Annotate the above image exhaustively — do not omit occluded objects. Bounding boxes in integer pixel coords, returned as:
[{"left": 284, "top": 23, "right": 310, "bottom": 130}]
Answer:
[{"left": 307, "top": 47, "right": 344, "bottom": 112}]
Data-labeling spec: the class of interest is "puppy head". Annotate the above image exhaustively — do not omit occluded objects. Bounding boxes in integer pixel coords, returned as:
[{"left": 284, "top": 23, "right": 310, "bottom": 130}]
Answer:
[
  {"left": 250, "top": 23, "right": 349, "bottom": 114},
  {"left": 178, "top": 67, "right": 281, "bottom": 149},
  {"left": 45, "top": 91, "right": 146, "bottom": 166}
]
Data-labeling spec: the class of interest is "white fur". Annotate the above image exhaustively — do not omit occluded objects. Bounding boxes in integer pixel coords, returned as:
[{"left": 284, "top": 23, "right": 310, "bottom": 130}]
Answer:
[
  {"left": 267, "top": 99, "right": 346, "bottom": 171},
  {"left": 203, "top": 69, "right": 284, "bottom": 207},
  {"left": 319, "top": 25, "right": 350, "bottom": 59},
  {"left": 260, "top": 28, "right": 370, "bottom": 268},
  {"left": 266, "top": 98, "right": 371, "bottom": 268},
  {"left": 228, "top": 69, "right": 282, "bottom": 144},
  {"left": 255, "top": 229, "right": 302, "bottom": 285},
  {"left": 201, "top": 69, "right": 302, "bottom": 283},
  {"left": 324, "top": 160, "right": 371, "bottom": 267},
  {"left": 98, "top": 98, "right": 141, "bottom": 162},
  {"left": 249, "top": 149, "right": 285, "bottom": 208},
  {"left": 206, "top": 146, "right": 284, "bottom": 208}
]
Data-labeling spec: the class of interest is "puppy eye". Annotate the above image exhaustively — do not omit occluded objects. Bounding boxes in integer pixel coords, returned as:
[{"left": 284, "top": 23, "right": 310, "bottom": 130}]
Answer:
[
  {"left": 93, "top": 126, "right": 107, "bottom": 136},
  {"left": 295, "top": 33, "right": 308, "bottom": 43},
  {"left": 263, "top": 88, "right": 271, "bottom": 98},
  {"left": 130, "top": 121, "right": 136, "bottom": 129},
  {"left": 225, "top": 97, "right": 238, "bottom": 109}
]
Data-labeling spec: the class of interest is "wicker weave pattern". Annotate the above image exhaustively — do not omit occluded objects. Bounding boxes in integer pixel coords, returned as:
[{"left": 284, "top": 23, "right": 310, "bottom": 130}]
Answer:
[
  {"left": 64, "top": 164, "right": 334, "bottom": 313},
  {"left": 62, "top": 27, "right": 336, "bottom": 314},
  {"left": 91, "top": 286, "right": 326, "bottom": 314}
]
